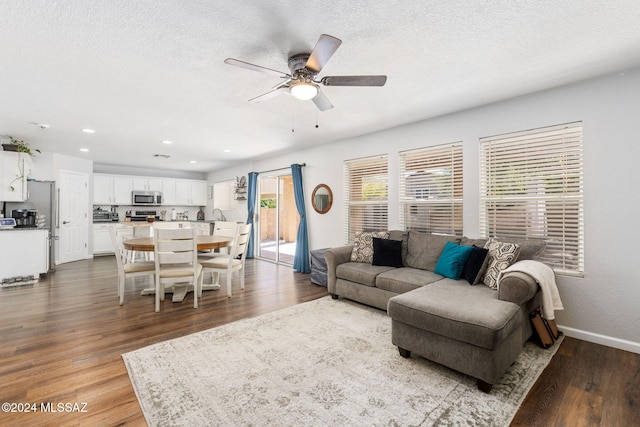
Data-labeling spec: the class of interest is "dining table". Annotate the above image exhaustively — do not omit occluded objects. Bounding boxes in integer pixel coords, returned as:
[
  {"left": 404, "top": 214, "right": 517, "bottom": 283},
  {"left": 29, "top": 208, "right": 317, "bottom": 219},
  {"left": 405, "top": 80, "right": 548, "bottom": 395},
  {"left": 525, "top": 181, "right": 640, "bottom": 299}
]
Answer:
[{"left": 123, "top": 235, "right": 233, "bottom": 303}]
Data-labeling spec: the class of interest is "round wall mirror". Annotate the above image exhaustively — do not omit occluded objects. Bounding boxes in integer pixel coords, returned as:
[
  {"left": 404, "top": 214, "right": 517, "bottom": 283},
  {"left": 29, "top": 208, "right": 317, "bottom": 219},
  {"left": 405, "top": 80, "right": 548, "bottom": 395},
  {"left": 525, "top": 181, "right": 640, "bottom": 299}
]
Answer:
[{"left": 311, "top": 184, "right": 333, "bottom": 214}]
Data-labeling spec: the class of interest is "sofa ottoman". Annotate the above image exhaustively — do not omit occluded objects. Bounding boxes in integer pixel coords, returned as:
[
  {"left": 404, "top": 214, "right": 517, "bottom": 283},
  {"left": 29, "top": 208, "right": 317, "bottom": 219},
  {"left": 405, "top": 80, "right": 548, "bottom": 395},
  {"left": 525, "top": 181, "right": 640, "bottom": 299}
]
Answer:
[{"left": 387, "top": 279, "right": 523, "bottom": 392}]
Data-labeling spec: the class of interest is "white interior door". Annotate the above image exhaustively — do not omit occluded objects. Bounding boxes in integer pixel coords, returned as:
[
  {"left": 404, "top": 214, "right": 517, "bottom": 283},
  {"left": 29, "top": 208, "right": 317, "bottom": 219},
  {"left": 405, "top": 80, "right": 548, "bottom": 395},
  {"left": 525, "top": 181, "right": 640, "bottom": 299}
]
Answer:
[{"left": 58, "top": 171, "right": 89, "bottom": 264}]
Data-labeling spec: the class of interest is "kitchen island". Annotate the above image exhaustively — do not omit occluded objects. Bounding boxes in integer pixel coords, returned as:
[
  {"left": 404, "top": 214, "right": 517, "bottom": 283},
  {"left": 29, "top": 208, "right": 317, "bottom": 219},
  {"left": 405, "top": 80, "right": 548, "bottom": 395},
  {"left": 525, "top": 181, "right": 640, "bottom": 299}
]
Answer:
[{"left": 0, "top": 228, "right": 49, "bottom": 286}]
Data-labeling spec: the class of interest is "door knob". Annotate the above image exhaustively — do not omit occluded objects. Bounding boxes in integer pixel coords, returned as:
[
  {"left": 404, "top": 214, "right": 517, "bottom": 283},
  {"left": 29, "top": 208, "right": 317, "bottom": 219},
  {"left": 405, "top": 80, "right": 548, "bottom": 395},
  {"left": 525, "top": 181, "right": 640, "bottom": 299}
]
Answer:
[{"left": 63, "top": 221, "right": 70, "bottom": 224}]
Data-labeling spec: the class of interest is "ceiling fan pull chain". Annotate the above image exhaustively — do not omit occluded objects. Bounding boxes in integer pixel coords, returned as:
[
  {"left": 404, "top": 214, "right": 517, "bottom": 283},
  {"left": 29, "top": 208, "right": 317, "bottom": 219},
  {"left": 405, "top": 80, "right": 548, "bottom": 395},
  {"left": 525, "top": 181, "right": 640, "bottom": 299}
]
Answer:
[
  {"left": 291, "top": 102, "right": 295, "bottom": 133},
  {"left": 316, "top": 109, "right": 319, "bottom": 129}
]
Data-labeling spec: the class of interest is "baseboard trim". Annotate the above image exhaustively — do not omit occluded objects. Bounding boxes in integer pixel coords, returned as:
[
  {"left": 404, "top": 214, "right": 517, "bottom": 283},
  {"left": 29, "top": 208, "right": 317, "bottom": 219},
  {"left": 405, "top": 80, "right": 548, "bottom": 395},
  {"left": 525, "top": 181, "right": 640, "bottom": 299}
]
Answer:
[{"left": 558, "top": 325, "right": 640, "bottom": 354}]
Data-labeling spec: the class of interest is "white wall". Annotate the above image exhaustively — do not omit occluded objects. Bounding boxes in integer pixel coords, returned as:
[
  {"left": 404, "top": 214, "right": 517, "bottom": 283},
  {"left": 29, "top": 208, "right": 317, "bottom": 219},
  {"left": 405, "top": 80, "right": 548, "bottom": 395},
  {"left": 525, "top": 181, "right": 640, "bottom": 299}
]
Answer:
[{"left": 207, "top": 67, "right": 640, "bottom": 352}]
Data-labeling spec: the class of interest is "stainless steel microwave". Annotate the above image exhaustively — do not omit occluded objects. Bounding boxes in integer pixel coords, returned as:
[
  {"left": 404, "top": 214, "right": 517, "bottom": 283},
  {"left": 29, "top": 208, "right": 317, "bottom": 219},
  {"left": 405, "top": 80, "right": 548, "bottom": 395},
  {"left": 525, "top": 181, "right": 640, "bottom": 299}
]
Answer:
[{"left": 132, "top": 191, "right": 163, "bottom": 206}]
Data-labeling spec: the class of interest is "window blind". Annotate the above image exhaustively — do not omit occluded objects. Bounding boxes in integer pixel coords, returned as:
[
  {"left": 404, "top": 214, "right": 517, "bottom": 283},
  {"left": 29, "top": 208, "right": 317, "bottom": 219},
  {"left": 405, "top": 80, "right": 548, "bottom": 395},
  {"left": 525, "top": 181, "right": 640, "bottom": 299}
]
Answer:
[
  {"left": 343, "top": 155, "right": 388, "bottom": 244},
  {"left": 479, "top": 122, "right": 584, "bottom": 276},
  {"left": 399, "top": 143, "right": 463, "bottom": 235}
]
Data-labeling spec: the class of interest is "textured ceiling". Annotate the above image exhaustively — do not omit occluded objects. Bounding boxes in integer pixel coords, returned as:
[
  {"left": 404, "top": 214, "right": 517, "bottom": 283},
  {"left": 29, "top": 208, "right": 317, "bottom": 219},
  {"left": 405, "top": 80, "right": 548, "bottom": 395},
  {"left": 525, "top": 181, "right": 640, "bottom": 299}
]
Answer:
[{"left": 1, "top": 1, "right": 640, "bottom": 173}]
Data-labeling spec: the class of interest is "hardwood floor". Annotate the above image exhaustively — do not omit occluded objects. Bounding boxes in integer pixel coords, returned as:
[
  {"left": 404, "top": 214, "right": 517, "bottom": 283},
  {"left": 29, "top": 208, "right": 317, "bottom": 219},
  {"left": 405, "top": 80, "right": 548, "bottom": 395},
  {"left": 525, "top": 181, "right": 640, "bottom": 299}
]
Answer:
[{"left": 0, "top": 257, "right": 638, "bottom": 426}]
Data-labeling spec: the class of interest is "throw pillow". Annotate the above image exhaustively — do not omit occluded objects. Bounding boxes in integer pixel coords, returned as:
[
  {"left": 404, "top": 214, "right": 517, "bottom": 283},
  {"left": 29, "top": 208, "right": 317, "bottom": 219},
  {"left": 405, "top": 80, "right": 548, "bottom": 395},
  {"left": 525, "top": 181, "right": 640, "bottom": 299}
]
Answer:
[
  {"left": 372, "top": 237, "right": 403, "bottom": 268},
  {"left": 434, "top": 242, "right": 474, "bottom": 280},
  {"left": 461, "top": 245, "right": 490, "bottom": 285},
  {"left": 481, "top": 238, "right": 521, "bottom": 289},
  {"left": 350, "top": 231, "right": 390, "bottom": 263}
]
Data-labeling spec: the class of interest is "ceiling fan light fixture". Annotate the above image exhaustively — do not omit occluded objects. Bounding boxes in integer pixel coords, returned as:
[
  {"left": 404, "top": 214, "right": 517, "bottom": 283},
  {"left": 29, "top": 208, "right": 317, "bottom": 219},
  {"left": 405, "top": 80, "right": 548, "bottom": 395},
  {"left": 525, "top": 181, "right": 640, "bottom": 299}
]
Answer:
[{"left": 290, "top": 82, "right": 318, "bottom": 100}]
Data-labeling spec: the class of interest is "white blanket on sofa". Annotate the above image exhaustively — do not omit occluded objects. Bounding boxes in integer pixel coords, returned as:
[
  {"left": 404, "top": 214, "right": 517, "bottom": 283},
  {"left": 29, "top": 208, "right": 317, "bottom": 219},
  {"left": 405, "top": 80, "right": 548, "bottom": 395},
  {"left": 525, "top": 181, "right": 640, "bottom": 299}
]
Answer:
[{"left": 498, "top": 260, "right": 563, "bottom": 320}]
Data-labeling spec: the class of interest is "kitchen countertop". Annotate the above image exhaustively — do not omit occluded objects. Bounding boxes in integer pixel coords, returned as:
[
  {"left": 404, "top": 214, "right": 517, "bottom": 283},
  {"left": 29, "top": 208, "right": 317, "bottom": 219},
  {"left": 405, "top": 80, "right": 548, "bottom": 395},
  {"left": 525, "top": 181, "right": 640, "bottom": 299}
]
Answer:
[
  {"left": 93, "top": 220, "right": 215, "bottom": 225},
  {"left": 0, "top": 227, "right": 45, "bottom": 231}
]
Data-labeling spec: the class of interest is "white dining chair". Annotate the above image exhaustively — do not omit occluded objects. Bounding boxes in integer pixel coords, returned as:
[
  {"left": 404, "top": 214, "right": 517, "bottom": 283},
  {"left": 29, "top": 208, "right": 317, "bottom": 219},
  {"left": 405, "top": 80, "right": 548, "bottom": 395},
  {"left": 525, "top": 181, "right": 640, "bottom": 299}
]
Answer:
[
  {"left": 110, "top": 226, "right": 155, "bottom": 306},
  {"left": 199, "top": 223, "right": 252, "bottom": 298},
  {"left": 199, "top": 221, "right": 238, "bottom": 259},
  {"left": 153, "top": 227, "right": 203, "bottom": 312}
]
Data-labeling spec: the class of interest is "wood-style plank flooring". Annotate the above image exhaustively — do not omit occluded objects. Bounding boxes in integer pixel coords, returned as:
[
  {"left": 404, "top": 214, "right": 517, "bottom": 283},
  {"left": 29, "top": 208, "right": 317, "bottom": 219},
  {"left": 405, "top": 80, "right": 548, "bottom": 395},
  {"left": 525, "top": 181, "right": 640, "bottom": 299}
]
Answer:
[{"left": 0, "top": 257, "right": 638, "bottom": 426}]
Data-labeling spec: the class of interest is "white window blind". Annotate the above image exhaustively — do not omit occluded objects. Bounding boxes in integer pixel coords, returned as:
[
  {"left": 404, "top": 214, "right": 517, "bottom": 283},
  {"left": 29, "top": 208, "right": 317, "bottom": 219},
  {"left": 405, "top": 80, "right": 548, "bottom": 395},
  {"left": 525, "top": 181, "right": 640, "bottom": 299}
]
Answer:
[
  {"left": 479, "top": 122, "right": 584, "bottom": 276},
  {"left": 344, "top": 155, "right": 388, "bottom": 243},
  {"left": 399, "top": 143, "right": 463, "bottom": 235}
]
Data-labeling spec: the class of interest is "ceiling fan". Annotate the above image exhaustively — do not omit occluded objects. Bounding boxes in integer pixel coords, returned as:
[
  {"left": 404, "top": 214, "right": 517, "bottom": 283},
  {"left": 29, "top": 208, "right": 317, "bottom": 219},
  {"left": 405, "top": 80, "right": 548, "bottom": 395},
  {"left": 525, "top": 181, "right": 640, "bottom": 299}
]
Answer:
[{"left": 224, "top": 34, "right": 387, "bottom": 111}]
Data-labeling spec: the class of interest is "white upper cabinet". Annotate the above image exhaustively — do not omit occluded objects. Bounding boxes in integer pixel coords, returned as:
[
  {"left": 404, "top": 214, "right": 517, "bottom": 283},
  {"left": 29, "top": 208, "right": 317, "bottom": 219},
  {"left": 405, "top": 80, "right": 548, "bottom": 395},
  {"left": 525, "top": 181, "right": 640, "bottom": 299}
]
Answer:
[
  {"left": 161, "top": 179, "right": 176, "bottom": 205},
  {"left": 93, "top": 174, "right": 132, "bottom": 205},
  {"left": 174, "top": 179, "right": 206, "bottom": 206},
  {"left": 0, "top": 152, "right": 32, "bottom": 202},
  {"left": 93, "top": 173, "right": 205, "bottom": 206},
  {"left": 132, "top": 177, "right": 163, "bottom": 192}
]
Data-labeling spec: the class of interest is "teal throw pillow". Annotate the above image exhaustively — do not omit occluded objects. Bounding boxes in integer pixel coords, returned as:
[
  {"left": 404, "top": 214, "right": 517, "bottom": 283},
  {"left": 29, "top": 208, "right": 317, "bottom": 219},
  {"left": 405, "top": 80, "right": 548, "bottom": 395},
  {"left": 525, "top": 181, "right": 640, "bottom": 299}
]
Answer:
[{"left": 434, "top": 242, "right": 474, "bottom": 280}]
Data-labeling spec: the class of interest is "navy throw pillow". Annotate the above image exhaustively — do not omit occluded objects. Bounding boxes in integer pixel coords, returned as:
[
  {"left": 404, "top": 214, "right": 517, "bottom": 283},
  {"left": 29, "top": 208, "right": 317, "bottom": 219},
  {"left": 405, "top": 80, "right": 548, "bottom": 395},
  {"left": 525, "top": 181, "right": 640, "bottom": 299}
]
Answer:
[
  {"left": 372, "top": 238, "right": 403, "bottom": 268},
  {"left": 462, "top": 245, "right": 490, "bottom": 285}
]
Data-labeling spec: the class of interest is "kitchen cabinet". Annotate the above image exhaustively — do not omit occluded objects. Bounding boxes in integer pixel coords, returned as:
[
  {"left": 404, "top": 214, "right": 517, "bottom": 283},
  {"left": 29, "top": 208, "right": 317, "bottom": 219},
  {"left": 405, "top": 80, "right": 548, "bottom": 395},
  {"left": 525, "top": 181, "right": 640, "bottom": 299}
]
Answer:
[
  {"left": 175, "top": 179, "right": 206, "bottom": 206},
  {"left": 132, "top": 177, "right": 163, "bottom": 192},
  {"left": 93, "top": 223, "right": 114, "bottom": 255},
  {"left": 0, "top": 152, "right": 32, "bottom": 202},
  {"left": 93, "top": 174, "right": 132, "bottom": 205},
  {"left": 161, "top": 179, "right": 176, "bottom": 205},
  {"left": 0, "top": 229, "right": 48, "bottom": 283}
]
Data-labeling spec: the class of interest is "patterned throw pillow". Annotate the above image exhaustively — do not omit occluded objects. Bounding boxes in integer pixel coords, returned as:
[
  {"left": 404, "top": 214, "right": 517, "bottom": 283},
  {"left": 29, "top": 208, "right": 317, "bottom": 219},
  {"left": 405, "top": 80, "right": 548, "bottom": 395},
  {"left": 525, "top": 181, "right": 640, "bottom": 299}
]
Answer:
[
  {"left": 481, "top": 238, "right": 521, "bottom": 289},
  {"left": 351, "top": 231, "right": 390, "bottom": 263}
]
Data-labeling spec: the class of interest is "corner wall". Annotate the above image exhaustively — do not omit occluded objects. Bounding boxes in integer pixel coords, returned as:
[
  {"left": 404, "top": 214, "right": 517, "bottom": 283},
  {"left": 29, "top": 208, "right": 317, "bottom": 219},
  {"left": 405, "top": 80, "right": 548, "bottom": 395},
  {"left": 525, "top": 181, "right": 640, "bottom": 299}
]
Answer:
[{"left": 207, "top": 67, "right": 640, "bottom": 352}]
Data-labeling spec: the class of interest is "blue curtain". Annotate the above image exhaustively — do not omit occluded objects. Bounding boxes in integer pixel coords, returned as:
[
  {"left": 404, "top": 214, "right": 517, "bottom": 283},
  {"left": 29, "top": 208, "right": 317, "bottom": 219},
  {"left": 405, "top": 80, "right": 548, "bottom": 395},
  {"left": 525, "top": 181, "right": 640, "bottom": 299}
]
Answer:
[
  {"left": 291, "top": 163, "right": 310, "bottom": 273},
  {"left": 246, "top": 172, "right": 259, "bottom": 259}
]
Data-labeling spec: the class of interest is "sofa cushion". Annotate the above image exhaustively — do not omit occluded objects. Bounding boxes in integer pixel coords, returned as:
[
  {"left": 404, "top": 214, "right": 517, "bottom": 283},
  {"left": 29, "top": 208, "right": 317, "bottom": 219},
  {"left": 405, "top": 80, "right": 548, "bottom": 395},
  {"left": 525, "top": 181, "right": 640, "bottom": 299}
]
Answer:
[
  {"left": 387, "top": 280, "right": 521, "bottom": 350},
  {"left": 462, "top": 246, "right": 490, "bottom": 285},
  {"left": 350, "top": 231, "right": 390, "bottom": 263},
  {"left": 376, "top": 268, "right": 444, "bottom": 293},
  {"left": 434, "top": 242, "right": 474, "bottom": 280},
  {"left": 482, "top": 239, "right": 521, "bottom": 289},
  {"left": 460, "top": 237, "right": 488, "bottom": 248},
  {"left": 404, "top": 232, "right": 459, "bottom": 271},
  {"left": 500, "top": 237, "right": 546, "bottom": 261},
  {"left": 372, "top": 237, "right": 403, "bottom": 268},
  {"left": 336, "top": 262, "right": 395, "bottom": 287}
]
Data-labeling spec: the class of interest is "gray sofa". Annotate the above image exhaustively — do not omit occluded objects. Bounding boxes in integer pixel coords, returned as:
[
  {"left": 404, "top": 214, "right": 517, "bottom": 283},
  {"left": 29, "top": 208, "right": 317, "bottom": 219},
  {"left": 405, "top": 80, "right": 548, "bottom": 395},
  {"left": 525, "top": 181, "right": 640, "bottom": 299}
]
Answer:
[{"left": 325, "top": 230, "right": 545, "bottom": 392}]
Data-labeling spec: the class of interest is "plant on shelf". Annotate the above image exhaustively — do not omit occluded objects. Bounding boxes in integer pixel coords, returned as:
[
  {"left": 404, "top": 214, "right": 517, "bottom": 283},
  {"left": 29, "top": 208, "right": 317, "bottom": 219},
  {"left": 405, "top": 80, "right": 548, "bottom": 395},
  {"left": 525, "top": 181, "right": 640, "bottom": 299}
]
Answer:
[
  {"left": 2, "top": 136, "right": 41, "bottom": 156},
  {"left": 2, "top": 136, "right": 38, "bottom": 192}
]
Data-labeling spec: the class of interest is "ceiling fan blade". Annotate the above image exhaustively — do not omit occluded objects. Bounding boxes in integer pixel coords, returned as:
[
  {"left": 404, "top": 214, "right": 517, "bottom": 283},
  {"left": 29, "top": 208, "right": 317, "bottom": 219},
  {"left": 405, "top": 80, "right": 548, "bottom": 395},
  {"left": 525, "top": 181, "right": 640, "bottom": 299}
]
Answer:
[
  {"left": 311, "top": 88, "right": 333, "bottom": 111},
  {"left": 321, "top": 75, "right": 387, "bottom": 86},
  {"left": 224, "top": 58, "right": 290, "bottom": 78},
  {"left": 272, "top": 78, "right": 292, "bottom": 90},
  {"left": 305, "top": 34, "right": 342, "bottom": 74},
  {"left": 248, "top": 87, "right": 287, "bottom": 103}
]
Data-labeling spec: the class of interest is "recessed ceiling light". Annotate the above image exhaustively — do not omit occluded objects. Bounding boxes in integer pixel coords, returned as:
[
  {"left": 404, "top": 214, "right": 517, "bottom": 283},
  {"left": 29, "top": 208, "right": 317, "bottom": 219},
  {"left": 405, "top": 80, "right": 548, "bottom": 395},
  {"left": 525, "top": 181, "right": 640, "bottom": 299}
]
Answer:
[
  {"left": 80, "top": 148, "right": 89, "bottom": 152},
  {"left": 223, "top": 149, "right": 231, "bottom": 153},
  {"left": 190, "top": 160, "right": 197, "bottom": 164},
  {"left": 82, "top": 128, "right": 96, "bottom": 134},
  {"left": 162, "top": 140, "right": 173, "bottom": 144}
]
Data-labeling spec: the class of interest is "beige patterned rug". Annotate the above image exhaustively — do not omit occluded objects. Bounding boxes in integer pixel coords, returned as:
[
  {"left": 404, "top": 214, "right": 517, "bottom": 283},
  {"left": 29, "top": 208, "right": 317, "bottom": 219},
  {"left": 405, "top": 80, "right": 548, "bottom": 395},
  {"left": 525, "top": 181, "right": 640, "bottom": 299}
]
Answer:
[{"left": 123, "top": 297, "right": 562, "bottom": 426}]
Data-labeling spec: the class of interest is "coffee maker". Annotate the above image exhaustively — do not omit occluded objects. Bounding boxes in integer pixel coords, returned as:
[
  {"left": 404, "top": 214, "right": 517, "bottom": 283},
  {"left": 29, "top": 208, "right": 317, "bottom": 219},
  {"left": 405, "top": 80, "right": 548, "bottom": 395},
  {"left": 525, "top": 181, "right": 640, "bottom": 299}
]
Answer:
[{"left": 11, "top": 209, "right": 37, "bottom": 227}]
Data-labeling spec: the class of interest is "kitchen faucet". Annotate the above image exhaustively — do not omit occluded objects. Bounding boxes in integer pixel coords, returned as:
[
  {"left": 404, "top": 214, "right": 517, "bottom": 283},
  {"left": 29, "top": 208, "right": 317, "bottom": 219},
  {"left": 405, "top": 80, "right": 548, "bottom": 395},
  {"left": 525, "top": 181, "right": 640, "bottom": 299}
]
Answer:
[{"left": 211, "top": 208, "right": 226, "bottom": 221}]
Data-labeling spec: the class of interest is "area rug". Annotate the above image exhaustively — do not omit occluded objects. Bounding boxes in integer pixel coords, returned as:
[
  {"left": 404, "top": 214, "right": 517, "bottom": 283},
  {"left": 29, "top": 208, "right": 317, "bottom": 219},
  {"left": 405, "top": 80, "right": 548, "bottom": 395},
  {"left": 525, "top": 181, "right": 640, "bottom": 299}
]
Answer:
[{"left": 123, "top": 297, "right": 562, "bottom": 426}]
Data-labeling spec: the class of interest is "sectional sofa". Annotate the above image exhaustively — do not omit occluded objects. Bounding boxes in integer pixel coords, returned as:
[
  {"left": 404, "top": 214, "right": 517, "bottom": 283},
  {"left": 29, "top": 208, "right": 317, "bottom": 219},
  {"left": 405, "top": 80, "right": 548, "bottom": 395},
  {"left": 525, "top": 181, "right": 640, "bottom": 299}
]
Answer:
[{"left": 325, "top": 230, "right": 546, "bottom": 391}]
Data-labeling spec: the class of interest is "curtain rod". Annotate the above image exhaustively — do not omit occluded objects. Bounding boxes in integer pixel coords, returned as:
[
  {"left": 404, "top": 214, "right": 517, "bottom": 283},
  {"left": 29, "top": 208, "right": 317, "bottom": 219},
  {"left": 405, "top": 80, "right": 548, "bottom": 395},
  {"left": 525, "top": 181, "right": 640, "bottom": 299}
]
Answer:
[{"left": 256, "top": 163, "right": 306, "bottom": 175}]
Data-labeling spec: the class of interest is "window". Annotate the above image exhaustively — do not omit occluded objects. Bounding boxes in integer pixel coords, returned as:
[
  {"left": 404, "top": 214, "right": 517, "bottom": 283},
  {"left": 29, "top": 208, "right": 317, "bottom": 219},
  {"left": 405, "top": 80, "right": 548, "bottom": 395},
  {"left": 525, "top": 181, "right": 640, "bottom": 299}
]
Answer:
[
  {"left": 399, "top": 143, "right": 463, "bottom": 235},
  {"left": 344, "top": 155, "right": 388, "bottom": 243},
  {"left": 480, "top": 122, "right": 584, "bottom": 276}
]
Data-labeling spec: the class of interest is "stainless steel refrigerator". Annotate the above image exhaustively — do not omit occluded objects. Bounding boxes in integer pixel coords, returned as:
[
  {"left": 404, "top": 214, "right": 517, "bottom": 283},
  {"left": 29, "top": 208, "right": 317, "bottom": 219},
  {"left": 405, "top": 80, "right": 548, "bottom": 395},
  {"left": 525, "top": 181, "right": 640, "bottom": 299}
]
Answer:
[{"left": 6, "top": 180, "right": 57, "bottom": 272}]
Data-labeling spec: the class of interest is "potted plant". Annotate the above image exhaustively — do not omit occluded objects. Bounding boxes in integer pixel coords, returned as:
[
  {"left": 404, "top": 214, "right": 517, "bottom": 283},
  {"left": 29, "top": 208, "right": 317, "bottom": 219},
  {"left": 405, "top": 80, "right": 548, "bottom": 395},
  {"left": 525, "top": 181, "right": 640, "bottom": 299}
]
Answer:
[
  {"left": 2, "top": 136, "right": 41, "bottom": 156},
  {"left": 2, "top": 136, "right": 39, "bottom": 192}
]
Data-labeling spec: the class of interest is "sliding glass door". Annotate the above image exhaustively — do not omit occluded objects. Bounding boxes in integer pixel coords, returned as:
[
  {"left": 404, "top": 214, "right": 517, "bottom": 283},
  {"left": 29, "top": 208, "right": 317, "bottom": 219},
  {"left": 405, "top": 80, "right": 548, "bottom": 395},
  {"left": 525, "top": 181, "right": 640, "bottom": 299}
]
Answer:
[{"left": 258, "top": 173, "right": 298, "bottom": 265}]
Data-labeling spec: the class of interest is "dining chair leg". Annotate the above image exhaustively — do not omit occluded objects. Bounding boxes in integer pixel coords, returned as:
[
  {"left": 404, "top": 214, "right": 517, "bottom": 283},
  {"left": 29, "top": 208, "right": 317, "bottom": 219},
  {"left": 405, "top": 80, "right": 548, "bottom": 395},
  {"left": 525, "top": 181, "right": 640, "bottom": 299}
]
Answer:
[
  {"left": 119, "top": 275, "right": 125, "bottom": 305},
  {"left": 240, "top": 267, "right": 245, "bottom": 290},
  {"left": 226, "top": 272, "right": 233, "bottom": 298},
  {"left": 155, "top": 277, "right": 161, "bottom": 312}
]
